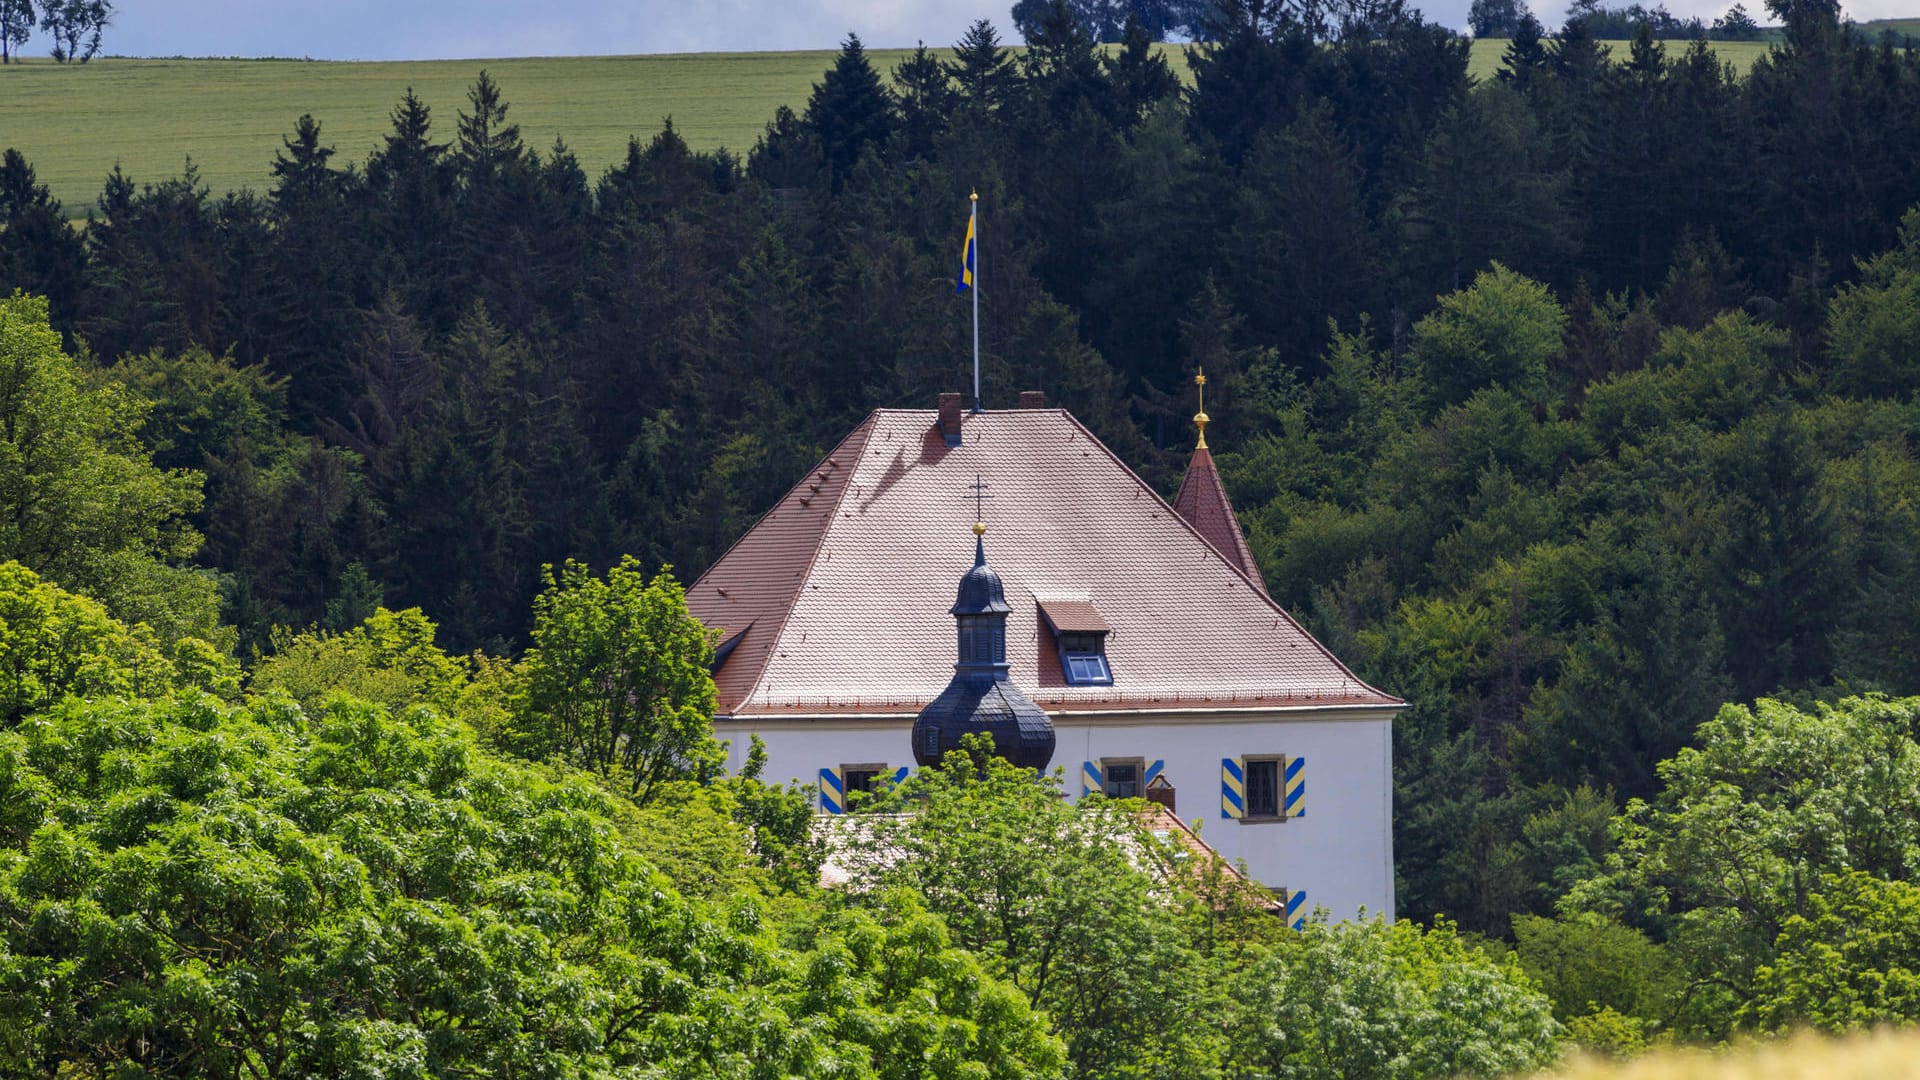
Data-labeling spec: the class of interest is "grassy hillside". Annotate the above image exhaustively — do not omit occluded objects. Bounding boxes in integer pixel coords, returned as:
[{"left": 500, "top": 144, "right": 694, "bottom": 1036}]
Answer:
[{"left": 0, "top": 40, "right": 1775, "bottom": 215}]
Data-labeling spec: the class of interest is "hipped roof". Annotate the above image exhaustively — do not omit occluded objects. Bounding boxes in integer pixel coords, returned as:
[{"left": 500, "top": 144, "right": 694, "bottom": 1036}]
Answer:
[{"left": 686, "top": 408, "right": 1399, "bottom": 718}]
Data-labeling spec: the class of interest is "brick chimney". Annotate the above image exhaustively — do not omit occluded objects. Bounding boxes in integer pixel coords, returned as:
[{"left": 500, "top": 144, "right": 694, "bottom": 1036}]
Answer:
[
  {"left": 938, "top": 393, "right": 964, "bottom": 446},
  {"left": 1019, "top": 390, "right": 1046, "bottom": 409},
  {"left": 1145, "top": 780, "right": 1176, "bottom": 814}
]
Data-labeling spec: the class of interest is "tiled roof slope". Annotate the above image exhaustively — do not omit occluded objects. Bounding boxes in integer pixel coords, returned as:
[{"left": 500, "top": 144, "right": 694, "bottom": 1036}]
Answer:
[
  {"left": 1172, "top": 446, "right": 1268, "bottom": 595},
  {"left": 685, "top": 408, "right": 1400, "bottom": 717}
]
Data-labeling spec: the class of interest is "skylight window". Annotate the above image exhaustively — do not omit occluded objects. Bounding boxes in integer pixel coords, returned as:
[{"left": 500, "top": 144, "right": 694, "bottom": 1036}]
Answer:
[{"left": 1063, "top": 652, "right": 1113, "bottom": 685}]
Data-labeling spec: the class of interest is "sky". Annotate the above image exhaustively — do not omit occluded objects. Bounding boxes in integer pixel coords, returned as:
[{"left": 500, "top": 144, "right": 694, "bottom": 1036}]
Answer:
[{"left": 97, "top": 0, "right": 1916, "bottom": 61}]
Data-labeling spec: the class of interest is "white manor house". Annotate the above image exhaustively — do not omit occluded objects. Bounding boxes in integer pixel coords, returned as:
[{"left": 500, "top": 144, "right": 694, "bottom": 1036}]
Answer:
[{"left": 686, "top": 390, "right": 1403, "bottom": 920}]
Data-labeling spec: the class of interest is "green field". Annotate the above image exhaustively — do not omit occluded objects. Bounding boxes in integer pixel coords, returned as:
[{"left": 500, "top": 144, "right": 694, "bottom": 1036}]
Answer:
[{"left": 0, "top": 39, "right": 1776, "bottom": 216}]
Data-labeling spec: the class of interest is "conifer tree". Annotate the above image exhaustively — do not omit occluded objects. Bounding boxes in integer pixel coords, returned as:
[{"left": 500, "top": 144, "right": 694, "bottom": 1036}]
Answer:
[
  {"left": 1497, "top": 14, "right": 1551, "bottom": 90},
  {"left": 454, "top": 70, "right": 524, "bottom": 186},
  {"left": 803, "top": 33, "right": 896, "bottom": 190},
  {"left": 892, "top": 44, "right": 955, "bottom": 158},
  {"left": 0, "top": 149, "right": 84, "bottom": 327},
  {"left": 269, "top": 114, "right": 339, "bottom": 209},
  {"left": 945, "top": 19, "right": 1017, "bottom": 119}
]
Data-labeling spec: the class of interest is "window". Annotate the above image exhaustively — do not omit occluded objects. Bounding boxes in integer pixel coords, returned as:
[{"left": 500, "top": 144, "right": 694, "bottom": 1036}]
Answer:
[
  {"left": 1064, "top": 652, "right": 1112, "bottom": 685},
  {"left": 842, "top": 764, "right": 886, "bottom": 798},
  {"left": 1103, "top": 758, "right": 1142, "bottom": 799},
  {"left": 1244, "top": 757, "right": 1281, "bottom": 818}
]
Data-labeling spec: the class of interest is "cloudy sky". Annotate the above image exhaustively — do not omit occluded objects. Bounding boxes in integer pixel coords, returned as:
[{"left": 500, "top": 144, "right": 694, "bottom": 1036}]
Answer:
[{"left": 99, "top": 0, "right": 1908, "bottom": 60}]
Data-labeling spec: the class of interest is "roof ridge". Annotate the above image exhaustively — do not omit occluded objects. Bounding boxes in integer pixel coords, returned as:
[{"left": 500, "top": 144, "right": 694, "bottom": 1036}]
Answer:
[{"left": 1058, "top": 412, "right": 1396, "bottom": 705}]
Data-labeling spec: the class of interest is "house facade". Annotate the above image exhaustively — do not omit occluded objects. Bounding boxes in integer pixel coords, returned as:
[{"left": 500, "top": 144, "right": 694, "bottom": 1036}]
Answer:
[{"left": 685, "top": 395, "right": 1403, "bottom": 920}]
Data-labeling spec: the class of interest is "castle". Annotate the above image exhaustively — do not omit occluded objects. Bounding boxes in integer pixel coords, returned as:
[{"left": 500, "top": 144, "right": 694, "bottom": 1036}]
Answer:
[{"left": 686, "top": 390, "right": 1402, "bottom": 920}]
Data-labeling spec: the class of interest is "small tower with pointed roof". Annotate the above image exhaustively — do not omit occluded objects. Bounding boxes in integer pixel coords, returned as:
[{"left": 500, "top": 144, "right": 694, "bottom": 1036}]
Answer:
[
  {"left": 911, "top": 519, "right": 1057, "bottom": 771},
  {"left": 1172, "top": 368, "right": 1268, "bottom": 595}
]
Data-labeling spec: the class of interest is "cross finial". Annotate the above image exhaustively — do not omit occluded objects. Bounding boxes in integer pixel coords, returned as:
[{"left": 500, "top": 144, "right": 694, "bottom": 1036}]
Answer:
[
  {"left": 962, "top": 473, "right": 992, "bottom": 535},
  {"left": 1193, "top": 367, "right": 1211, "bottom": 450}
]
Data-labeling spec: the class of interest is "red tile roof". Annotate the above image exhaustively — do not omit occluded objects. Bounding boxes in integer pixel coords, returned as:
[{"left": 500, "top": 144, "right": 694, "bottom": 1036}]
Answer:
[
  {"left": 686, "top": 408, "right": 1400, "bottom": 717},
  {"left": 1036, "top": 598, "right": 1111, "bottom": 634},
  {"left": 1172, "top": 446, "right": 1267, "bottom": 595}
]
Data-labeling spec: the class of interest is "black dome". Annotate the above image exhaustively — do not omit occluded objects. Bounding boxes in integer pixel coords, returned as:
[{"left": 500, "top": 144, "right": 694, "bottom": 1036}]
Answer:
[{"left": 913, "top": 672, "right": 1056, "bottom": 770}]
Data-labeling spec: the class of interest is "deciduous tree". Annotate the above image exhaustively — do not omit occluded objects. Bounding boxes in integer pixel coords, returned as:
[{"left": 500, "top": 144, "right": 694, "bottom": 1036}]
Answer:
[
  {"left": 1469, "top": 0, "right": 1526, "bottom": 37},
  {"left": 37, "top": 0, "right": 105, "bottom": 62},
  {"left": 512, "top": 556, "right": 724, "bottom": 804},
  {"left": 1566, "top": 695, "right": 1920, "bottom": 1036},
  {"left": 0, "top": 292, "right": 211, "bottom": 638},
  {"left": 840, "top": 740, "right": 1229, "bottom": 1079},
  {"left": 0, "top": 0, "right": 31, "bottom": 63}
]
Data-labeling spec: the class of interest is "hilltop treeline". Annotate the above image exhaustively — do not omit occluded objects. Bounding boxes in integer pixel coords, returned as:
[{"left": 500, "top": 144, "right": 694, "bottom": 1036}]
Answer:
[{"left": 4, "top": 0, "right": 1920, "bottom": 952}]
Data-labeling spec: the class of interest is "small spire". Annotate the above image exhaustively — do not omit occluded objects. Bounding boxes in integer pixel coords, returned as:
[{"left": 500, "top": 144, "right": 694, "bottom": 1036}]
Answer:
[{"left": 1193, "top": 367, "right": 1210, "bottom": 450}]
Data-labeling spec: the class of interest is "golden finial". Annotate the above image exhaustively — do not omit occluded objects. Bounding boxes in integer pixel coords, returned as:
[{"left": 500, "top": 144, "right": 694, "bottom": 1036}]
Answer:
[
  {"left": 970, "top": 189, "right": 979, "bottom": 203},
  {"left": 972, "top": 521, "right": 987, "bottom": 536},
  {"left": 1193, "top": 368, "right": 1210, "bottom": 450}
]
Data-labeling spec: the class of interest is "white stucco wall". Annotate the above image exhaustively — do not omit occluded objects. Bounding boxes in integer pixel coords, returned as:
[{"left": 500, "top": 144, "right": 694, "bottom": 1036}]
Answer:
[{"left": 718, "top": 707, "right": 1397, "bottom": 922}]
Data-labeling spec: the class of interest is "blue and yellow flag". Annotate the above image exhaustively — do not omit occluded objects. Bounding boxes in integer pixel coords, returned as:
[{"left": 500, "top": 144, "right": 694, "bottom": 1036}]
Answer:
[{"left": 956, "top": 210, "right": 975, "bottom": 294}]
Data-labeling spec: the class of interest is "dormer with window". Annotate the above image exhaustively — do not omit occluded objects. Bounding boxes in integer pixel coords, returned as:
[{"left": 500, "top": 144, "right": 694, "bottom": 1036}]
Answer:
[{"left": 1037, "top": 598, "right": 1114, "bottom": 686}]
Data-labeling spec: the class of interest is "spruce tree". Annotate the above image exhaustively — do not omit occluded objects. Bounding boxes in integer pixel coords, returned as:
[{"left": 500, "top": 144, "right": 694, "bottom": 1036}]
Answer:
[
  {"left": 892, "top": 44, "right": 954, "bottom": 158},
  {"left": 803, "top": 33, "right": 896, "bottom": 190},
  {"left": 1497, "top": 14, "right": 1550, "bottom": 90},
  {"left": 269, "top": 114, "right": 339, "bottom": 209},
  {"left": 0, "top": 149, "right": 85, "bottom": 329},
  {"left": 946, "top": 18, "right": 1018, "bottom": 118},
  {"left": 455, "top": 70, "right": 525, "bottom": 187}
]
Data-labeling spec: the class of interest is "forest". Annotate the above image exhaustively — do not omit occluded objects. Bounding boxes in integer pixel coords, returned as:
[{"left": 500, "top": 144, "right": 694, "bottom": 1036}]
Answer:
[{"left": 6, "top": 0, "right": 1920, "bottom": 1069}]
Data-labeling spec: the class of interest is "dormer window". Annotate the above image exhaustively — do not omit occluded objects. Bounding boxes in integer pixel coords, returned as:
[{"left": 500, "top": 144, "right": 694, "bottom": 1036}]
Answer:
[{"left": 1037, "top": 599, "right": 1114, "bottom": 686}]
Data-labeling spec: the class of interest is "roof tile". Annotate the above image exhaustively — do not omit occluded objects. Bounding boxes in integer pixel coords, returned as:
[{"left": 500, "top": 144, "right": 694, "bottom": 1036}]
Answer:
[{"left": 686, "top": 409, "right": 1399, "bottom": 716}]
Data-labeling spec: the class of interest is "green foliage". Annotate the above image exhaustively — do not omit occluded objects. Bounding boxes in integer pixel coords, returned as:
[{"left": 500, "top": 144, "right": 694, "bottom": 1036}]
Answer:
[
  {"left": 512, "top": 557, "right": 724, "bottom": 804},
  {"left": 37, "top": 0, "right": 106, "bottom": 63},
  {"left": 1566, "top": 695, "right": 1920, "bottom": 1036},
  {"left": 1411, "top": 263, "right": 1567, "bottom": 411},
  {"left": 1744, "top": 871, "right": 1920, "bottom": 1033},
  {"left": 1559, "top": 1006, "right": 1650, "bottom": 1060},
  {"left": 1512, "top": 913, "right": 1681, "bottom": 1026},
  {"left": 725, "top": 734, "right": 828, "bottom": 893},
  {"left": 619, "top": 778, "right": 781, "bottom": 901},
  {"left": 0, "top": 292, "right": 212, "bottom": 639},
  {"left": 0, "top": 0, "right": 32, "bottom": 63},
  {"left": 839, "top": 740, "right": 1223, "bottom": 1079},
  {"left": 1223, "top": 915, "right": 1561, "bottom": 1079},
  {"left": 105, "top": 345, "right": 368, "bottom": 649},
  {"left": 0, "top": 559, "right": 176, "bottom": 725},
  {"left": 249, "top": 606, "right": 470, "bottom": 714},
  {"left": 782, "top": 891, "right": 1070, "bottom": 1078},
  {"left": 1826, "top": 209, "right": 1920, "bottom": 398},
  {"left": 0, "top": 692, "right": 1066, "bottom": 1079}
]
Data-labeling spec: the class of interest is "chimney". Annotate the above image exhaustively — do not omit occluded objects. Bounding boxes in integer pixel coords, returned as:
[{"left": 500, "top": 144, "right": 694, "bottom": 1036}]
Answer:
[
  {"left": 1145, "top": 779, "right": 1176, "bottom": 814},
  {"left": 938, "top": 393, "right": 964, "bottom": 446},
  {"left": 1019, "top": 390, "right": 1046, "bottom": 409}
]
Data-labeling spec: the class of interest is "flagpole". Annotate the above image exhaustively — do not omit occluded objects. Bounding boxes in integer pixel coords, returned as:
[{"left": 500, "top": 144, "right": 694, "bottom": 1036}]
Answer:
[{"left": 970, "top": 190, "right": 980, "bottom": 412}]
